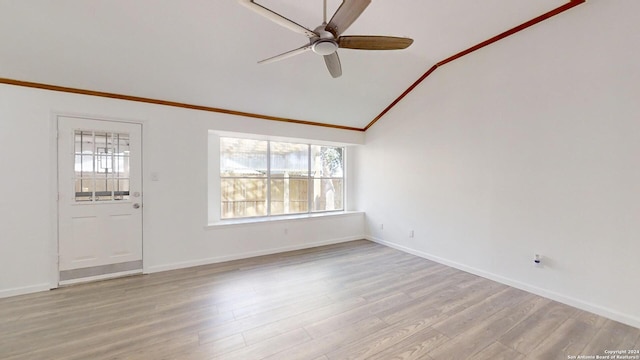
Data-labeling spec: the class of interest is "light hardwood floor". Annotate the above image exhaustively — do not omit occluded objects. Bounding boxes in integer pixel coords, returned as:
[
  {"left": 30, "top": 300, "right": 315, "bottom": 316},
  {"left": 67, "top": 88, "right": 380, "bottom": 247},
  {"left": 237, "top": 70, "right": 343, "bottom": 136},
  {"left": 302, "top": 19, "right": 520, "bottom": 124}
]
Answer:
[{"left": 1, "top": 240, "right": 638, "bottom": 360}]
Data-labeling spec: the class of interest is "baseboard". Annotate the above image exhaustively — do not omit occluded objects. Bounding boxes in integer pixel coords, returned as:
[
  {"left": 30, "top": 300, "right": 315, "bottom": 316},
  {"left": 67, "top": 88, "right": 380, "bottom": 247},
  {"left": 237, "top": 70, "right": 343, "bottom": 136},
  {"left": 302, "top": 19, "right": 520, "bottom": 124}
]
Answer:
[
  {"left": 146, "top": 235, "right": 364, "bottom": 274},
  {"left": 366, "top": 235, "right": 640, "bottom": 329},
  {"left": 0, "top": 283, "right": 51, "bottom": 299}
]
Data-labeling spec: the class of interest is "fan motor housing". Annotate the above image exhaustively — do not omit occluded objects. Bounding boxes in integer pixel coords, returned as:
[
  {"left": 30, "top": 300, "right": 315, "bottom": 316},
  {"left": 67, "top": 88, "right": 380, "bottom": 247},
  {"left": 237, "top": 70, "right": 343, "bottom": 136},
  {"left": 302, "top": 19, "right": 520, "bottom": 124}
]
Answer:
[{"left": 311, "top": 25, "right": 339, "bottom": 56}]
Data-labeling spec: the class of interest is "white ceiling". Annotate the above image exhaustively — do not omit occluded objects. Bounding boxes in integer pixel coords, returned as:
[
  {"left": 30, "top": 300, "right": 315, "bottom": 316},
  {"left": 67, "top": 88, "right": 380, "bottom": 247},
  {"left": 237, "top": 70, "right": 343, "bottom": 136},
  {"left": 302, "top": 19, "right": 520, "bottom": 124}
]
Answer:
[{"left": 0, "top": 0, "right": 565, "bottom": 129}]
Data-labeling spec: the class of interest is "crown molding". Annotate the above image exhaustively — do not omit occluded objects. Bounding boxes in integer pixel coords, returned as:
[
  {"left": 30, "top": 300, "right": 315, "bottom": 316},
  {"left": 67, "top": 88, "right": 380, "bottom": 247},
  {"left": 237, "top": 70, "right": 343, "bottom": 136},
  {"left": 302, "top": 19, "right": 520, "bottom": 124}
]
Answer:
[{"left": 0, "top": 77, "right": 364, "bottom": 132}]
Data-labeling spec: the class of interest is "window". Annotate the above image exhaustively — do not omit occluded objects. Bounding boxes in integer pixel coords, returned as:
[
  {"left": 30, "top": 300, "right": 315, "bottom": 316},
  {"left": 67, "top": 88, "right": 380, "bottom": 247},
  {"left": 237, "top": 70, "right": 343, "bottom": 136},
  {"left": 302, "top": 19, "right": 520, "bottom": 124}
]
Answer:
[
  {"left": 74, "top": 130, "right": 130, "bottom": 202},
  {"left": 220, "top": 137, "right": 344, "bottom": 219}
]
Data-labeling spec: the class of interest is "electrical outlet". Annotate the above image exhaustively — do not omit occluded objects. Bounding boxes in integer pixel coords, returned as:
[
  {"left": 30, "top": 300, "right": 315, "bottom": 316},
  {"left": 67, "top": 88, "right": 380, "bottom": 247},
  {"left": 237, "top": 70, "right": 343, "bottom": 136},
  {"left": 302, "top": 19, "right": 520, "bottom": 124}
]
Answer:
[
  {"left": 380, "top": 223, "right": 384, "bottom": 230},
  {"left": 534, "top": 254, "right": 541, "bottom": 265},
  {"left": 284, "top": 228, "right": 288, "bottom": 235},
  {"left": 409, "top": 230, "right": 414, "bottom": 238}
]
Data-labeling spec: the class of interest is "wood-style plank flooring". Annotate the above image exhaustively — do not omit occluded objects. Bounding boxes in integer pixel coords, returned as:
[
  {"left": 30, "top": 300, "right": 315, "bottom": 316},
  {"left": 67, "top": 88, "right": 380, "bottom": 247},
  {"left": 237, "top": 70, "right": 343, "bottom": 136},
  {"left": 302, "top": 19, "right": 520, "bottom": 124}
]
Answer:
[{"left": 1, "top": 240, "right": 638, "bottom": 359}]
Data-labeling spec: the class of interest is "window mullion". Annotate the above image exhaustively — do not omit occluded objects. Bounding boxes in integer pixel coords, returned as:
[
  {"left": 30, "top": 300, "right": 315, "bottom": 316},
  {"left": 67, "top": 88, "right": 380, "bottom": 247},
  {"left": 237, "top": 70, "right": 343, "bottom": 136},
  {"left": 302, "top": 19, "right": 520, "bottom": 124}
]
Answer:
[
  {"left": 266, "top": 140, "right": 271, "bottom": 216},
  {"left": 307, "top": 144, "right": 312, "bottom": 214},
  {"left": 91, "top": 131, "right": 96, "bottom": 202},
  {"left": 340, "top": 147, "right": 346, "bottom": 212}
]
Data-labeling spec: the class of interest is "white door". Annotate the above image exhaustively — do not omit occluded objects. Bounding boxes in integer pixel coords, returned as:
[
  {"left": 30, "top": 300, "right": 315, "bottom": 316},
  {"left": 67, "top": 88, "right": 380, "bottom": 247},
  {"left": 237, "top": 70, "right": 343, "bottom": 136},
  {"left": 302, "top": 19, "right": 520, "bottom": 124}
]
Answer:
[{"left": 57, "top": 116, "right": 142, "bottom": 284}]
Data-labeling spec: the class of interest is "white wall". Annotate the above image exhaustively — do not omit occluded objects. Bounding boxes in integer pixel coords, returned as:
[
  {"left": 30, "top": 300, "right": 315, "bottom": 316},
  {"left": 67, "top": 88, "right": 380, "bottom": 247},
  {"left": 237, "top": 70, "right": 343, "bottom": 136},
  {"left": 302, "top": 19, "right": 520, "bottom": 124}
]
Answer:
[
  {"left": 355, "top": 0, "right": 640, "bottom": 328},
  {"left": 0, "top": 83, "right": 364, "bottom": 297}
]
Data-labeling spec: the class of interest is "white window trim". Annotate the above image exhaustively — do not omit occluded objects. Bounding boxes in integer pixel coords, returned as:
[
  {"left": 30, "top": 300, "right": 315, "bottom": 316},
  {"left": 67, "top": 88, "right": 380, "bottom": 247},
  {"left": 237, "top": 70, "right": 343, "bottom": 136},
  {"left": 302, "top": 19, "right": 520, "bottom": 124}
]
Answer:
[
  {"left": 208, "top": 131, "right": 352, "bottom": 225},
  {"left": 206, "top": 210, "right": 364, "bottom": 229}
]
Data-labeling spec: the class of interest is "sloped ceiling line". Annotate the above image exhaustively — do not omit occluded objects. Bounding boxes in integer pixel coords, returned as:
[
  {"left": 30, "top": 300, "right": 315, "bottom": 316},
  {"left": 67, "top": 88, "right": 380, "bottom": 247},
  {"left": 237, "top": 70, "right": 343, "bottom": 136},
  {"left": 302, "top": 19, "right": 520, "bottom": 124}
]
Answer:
[
  {"left": 0, "top": 0, "right": 585, "bottom": 133},
  {"left": 0, "top": 77, "right": 363, "bottom": 132},
  {"left": 365, "top": 0, "right": 586, "bottom": 131}
]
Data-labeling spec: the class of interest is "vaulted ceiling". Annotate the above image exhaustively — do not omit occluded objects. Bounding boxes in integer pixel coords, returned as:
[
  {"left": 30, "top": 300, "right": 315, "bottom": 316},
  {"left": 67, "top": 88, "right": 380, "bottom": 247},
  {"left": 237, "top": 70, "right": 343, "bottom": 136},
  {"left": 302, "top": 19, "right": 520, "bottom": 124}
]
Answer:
[{"left": 0, "top": 0, "right": 579, "bottom": 130}]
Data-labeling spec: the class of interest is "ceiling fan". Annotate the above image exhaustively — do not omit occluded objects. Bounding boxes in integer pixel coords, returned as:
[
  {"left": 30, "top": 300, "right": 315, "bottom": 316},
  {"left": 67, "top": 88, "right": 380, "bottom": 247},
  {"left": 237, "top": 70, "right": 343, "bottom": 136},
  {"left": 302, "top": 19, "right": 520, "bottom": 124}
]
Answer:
[{"left": 238, "top": 0, "right": 414, "bottom": 78}]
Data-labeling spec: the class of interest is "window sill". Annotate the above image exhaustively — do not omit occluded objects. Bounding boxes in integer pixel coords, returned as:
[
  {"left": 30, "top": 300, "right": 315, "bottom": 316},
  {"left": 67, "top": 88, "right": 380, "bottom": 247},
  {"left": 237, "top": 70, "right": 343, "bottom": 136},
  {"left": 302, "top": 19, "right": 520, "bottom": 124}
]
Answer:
[{"left": 206, "top": 210, "right": 364, "bottom": 229}]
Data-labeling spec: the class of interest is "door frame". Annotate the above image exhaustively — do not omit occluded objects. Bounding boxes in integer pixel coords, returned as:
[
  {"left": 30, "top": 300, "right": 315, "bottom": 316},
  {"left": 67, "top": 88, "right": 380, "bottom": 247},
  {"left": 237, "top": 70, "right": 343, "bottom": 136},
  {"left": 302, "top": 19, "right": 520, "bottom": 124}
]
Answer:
[{"left": 49, "top": 112, "right": 146, "bottom": 289}]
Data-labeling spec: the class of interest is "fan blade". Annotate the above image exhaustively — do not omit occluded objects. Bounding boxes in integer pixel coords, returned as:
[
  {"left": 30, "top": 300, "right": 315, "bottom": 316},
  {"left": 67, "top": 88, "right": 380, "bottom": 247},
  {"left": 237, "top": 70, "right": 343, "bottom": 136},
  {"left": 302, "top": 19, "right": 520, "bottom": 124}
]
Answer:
[
  {"left": 258, "top": 44, "right": 312, "bottom": 64},
  {"left": 326, "top": 0, "right": 371, "bottom": 36},
  {"left": 323, "top": 52, "right": 342, "bottom": 78},
  {"left": 238, "top": 0, "right": 316, "bottom": 38},
  {"left": 338, "top": 36, "right": 414, "bottom": 50}
]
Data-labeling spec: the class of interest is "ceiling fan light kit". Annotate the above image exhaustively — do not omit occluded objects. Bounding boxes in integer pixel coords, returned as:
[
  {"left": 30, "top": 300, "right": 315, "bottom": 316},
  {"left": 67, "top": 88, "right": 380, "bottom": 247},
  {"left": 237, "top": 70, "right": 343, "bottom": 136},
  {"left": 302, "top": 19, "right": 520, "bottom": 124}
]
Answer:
[
  {"left": 238, "top": 0, "right": 413, "bottom": 78},
  {"left": 312, "top": 40, "right": 338, "bottom": 56}
]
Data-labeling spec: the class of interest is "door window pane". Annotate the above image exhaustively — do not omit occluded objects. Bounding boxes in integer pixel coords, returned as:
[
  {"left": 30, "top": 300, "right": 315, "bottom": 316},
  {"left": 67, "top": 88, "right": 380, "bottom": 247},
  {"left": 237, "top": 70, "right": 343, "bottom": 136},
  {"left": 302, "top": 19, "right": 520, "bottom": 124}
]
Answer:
[
  {"left": 73, "top": 130, "right": 131, "bottom": 202},
  {"left": 115, "top": 179, "right": 130, "bottom": 200},
  {"left": 74, "top": 179, "right": 93, "bottom": 202}
]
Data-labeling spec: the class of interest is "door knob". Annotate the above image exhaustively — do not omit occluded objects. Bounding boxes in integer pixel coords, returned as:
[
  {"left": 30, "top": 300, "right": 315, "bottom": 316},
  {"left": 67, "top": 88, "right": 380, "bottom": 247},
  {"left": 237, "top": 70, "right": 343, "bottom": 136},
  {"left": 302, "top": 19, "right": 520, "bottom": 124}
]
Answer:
[{"left": 133, "top": 203, "right": 141, "bottom": 209}]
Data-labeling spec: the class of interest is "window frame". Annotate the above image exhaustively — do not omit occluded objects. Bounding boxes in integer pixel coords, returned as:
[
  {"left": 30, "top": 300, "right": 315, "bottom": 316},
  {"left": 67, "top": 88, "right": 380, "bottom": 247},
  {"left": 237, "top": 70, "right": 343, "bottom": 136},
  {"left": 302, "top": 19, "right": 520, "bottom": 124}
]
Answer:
[{"left": 219, "top": 136, "right": 346, "bottom": 220}]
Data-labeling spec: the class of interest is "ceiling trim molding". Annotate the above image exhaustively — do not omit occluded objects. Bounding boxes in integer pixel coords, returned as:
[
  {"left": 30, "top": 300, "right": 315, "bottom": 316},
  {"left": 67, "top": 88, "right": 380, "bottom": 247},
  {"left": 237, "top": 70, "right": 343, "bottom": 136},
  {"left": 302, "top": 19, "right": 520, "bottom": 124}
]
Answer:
[
  {"left": 364, "top": 0, "right": 586, "bottom": 131},
  {"left": 0, "top": 77, "right": 364, "bottom": 132}
]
